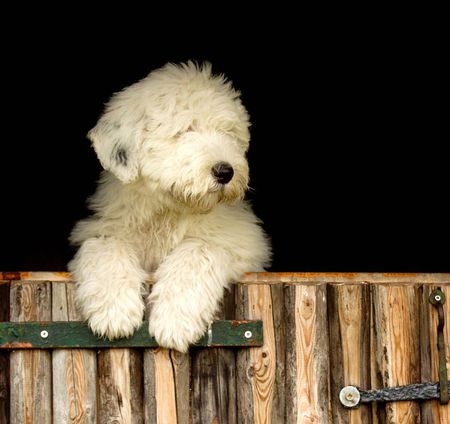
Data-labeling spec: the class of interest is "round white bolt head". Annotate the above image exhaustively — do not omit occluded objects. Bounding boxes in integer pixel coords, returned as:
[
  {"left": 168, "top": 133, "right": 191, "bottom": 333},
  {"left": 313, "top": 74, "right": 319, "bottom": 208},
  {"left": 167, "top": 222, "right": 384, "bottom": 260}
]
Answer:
[{"left": 339, "top": 386, "right": 361, "bottom": 408}]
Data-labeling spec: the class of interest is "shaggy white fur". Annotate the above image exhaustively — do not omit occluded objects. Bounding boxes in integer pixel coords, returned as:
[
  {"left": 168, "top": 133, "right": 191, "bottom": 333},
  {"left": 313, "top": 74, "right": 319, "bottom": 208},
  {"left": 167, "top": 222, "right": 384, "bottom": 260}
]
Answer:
[{"left": 69, "top": 62, "right": 271, "bottom": 352}]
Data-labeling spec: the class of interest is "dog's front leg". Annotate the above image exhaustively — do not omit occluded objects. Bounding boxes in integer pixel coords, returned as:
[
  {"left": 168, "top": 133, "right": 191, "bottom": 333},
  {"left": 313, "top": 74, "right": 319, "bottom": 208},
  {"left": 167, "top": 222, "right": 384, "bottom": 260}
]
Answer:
[
  {"left": 69, "top": 237, "right": 148, "bottom": 339},
  {"left": 148, "top": 238, "right": 234, "bottom": 352}
]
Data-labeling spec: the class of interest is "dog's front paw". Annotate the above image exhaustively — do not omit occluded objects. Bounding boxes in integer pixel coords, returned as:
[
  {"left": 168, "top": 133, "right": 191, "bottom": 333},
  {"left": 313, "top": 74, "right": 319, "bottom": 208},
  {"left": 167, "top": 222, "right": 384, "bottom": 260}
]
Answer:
[
  {"left": 83, "top": 290, "right": 145, "bottom": 340},
  {"left": 89, "top": 308, "right": 143, "bottom": 340},
  {"left": 149, "top": 303, "right": 206, "bottom": 352}
]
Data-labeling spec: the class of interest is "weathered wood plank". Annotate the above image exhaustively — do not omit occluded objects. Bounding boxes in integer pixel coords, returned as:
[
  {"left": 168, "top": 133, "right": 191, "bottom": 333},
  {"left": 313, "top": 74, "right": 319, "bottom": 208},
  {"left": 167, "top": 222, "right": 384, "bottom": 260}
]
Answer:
[
  {"left": 96, "top": 283, "right": 146, "bottom": 424},
  {"left": 143, "top": 348, "right": 190, "bottom": 424},
  {"left": 328, "top": 284, "right": 372, "bottom": 424},
  {"left": 270, "top": 284, "right": 285, "bottom": 423},
  {"left": 3, "top": 271, "right": 450, "bottom": 285},
  {"left": 151, "top": 348, "right": 178, "bottom": 424},
  {"left": 236, "top": 284, "right": 255, "bottom": 424},
  {"left": 237, "top": 284, "right": 277, "bottom": 424},
  {"left": 144, "top": 348, "right": 191, "bottom": 424},
  {"left": 98, "top": 348, "right": 144, "bottom": 424},
  {"left": 372, "top": 285, "right": 421, "bottom": 424},
  {"left": 419, "top": 285, "right": 433, "bottom": 424},
  {"left": 0, "top": 320, "right": 262, "bottom": 349},
  {"left": 192, "top": 349, "right": 236, "bottom": 423},
  {"left": 52, "top": 282, "right": 97, "bottom": 423},
  {"left": 168, "top": 350, "right": 190, "bottom": 424},
  {"left": 420, "top": 285, "right": 450, "bottom": 424},
  {"left": 285, "top": 284, "right": 330, "bottom": 423},
  {"left": 430, "top": 285, "right": 450, "bottom": 423},
  {"left": 192, "top": 287, "right": 237, "bottom": 424},
  {"left": 143, "top": 349, "right": 157, "bottom": 424},
  {"left": 143, "top": 285, "right": 189, "bottom": 424},
  {"left": 0, "top": 281, "right": 9, "bottom": 424},
  {"left": 10, "top": 281, "right": 52, "bottom": 424}
]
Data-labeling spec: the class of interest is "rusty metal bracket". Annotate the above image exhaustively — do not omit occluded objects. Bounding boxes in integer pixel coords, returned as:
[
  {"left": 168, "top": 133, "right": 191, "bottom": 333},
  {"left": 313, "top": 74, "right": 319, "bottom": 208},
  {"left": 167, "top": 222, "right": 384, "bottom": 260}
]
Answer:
[
  {"left": 429, "top": 288, "right": 449, "bottom": 404},
  {"left": 340, "top": 288, "right": 449, "bottom": 408}
]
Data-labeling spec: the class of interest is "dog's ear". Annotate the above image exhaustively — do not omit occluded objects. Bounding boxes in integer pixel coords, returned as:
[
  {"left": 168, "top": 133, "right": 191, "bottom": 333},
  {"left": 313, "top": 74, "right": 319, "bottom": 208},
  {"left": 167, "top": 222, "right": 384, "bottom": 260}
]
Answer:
[{"left": 87, "top": 109, "right": 142, "bottom": 183}]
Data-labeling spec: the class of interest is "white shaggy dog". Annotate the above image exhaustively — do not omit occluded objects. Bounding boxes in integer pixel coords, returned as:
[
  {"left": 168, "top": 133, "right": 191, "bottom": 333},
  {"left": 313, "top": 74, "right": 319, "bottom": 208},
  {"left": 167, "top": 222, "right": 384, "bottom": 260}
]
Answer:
[{"left": 69, "top": 62, "right": 271, "bottom": 352}]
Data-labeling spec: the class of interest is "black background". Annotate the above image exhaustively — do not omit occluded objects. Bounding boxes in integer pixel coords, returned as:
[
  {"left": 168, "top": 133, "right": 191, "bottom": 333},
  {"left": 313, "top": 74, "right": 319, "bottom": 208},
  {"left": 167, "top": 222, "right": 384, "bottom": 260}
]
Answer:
[{"left": 1, "top": 7, "right": 448, "bottom": 272}]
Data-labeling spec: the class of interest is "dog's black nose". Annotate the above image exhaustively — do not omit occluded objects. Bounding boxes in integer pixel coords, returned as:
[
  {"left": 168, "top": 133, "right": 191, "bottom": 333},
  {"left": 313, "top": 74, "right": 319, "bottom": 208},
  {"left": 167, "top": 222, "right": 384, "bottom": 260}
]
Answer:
[{"left": 212, "top": 162, "right": 234, "bottom": 184}]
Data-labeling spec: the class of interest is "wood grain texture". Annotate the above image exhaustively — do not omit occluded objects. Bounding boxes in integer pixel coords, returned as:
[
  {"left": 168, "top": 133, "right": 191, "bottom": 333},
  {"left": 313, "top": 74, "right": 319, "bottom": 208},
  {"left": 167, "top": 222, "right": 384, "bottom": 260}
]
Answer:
[
  {"left": 143, "top": 349, "right": 157, "bottom": 424},
  {"left": 154, "top": 348, "right": 177, "bottom": 424},
  {"left": 420, "top": 285, "right": 450, "bottom": 424},
  {"left": 285, "top": 284, "right": 330, "bottom": 424},
  {"left": 237, "top": 284, "right": 277, "bottom": 424},
  {"left": 192, "top": 287, "right": 237, "bottom": 424},
  {"left": 236, "top": 284, "right": 254, "bottom": 424},
  {"left": 372, "top": 285, "right": 421, "bottom": 424},
  {"left": 144, "top": 348, "right": 189, "bottom": 424},
  {"left": 10, "top": 281, "right": 52, "bottom": 424},
  {"left": 98, "top": 348, "right": 144, "bottom": 424},
  {"left": 270, "top": 285, "right": 285, "bottom": 424},
  {"left": 328, "top": 284, "right": 371, "bottom": 424},
  {"left": 168, "top": 350, "right": 190, "bottom": 424},
  {"left": 144, "top": 348, "right": 190, "bottom": 424},
  {"left": 192, "top": 348, "right": 236, "bottom": 423},
  {"left": 0, "top": 282, "right": 9, "bottom": 424},
  {"left": 429, "top": 285, "right": 450, "bottom": 423},
  {"left": 4, "top": 272, "right": 450, "bottom": 285},
  {"left": 52, "top": 282, "right": 97, "bottom": 423},
  {"left": 3, "top": 275, "right": 450, "bottom": 423},
  {"left": 285, "top": 286, "right": 297, "bottom": 424},
  {"left": 143, "top": 282, "right": 190, "bottom": 424}
]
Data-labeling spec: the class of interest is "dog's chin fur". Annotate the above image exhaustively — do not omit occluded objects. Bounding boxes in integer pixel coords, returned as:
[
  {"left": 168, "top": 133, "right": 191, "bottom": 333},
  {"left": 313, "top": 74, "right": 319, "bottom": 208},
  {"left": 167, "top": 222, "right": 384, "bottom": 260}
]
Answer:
[
  {"left": 69, "top": 61, "right": 271, "bottom": 352},
  {"left": 168, "top": 180, "right": 248, "bottom": 213}
]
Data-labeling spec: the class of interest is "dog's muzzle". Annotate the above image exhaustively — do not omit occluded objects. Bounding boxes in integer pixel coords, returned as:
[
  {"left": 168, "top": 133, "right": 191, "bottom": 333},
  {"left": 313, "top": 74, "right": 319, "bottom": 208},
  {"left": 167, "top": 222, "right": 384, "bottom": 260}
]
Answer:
[{"left": 211, "top": 162, "right": 234, "bottom": 184}]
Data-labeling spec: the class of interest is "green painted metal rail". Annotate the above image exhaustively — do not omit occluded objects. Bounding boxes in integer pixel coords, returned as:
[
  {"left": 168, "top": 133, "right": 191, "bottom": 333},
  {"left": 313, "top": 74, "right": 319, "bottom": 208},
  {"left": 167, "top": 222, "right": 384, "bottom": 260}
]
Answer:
[{"left": 0, "top": 320, "right": 263, "bottom": 349}]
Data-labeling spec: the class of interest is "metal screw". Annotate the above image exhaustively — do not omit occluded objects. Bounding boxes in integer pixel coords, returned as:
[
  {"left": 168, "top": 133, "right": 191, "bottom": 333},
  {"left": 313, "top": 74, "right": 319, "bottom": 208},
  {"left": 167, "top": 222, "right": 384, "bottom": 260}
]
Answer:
[
  {"left": 40, "top": 330, "right": 49, "bottom": 339},
  {"left": 244, "top": 330, "right": 252, "bottom": 339}
]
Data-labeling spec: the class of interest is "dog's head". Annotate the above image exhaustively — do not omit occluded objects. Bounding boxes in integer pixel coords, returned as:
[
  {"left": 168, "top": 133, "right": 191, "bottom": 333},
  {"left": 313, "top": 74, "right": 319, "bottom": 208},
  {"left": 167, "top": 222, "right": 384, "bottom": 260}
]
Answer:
[{"left": 88, "top": 61, "right": 250, "bottom": 211}]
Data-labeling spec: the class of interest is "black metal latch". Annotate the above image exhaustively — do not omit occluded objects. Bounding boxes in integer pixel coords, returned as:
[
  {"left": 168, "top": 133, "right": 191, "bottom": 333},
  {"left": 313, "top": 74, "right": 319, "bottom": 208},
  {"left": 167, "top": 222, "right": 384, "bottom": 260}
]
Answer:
[{"left": 340, "top": 288, "right": 449, "bottom": 408}]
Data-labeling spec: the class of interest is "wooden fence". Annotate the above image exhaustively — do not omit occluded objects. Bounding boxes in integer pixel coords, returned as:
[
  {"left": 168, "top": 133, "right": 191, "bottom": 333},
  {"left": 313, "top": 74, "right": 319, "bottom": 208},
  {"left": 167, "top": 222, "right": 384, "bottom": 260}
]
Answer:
[{"left": 0, "top": 272, "right": 449, "bottom": 423}]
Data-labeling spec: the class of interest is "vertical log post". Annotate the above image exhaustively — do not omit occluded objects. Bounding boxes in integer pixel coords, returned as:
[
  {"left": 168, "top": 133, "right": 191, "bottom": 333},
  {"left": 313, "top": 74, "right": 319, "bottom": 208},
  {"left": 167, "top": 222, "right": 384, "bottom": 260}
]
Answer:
[
  {"left": 98, "top": 348, "right": 144, "bottom": 424},
  {"left": 144, "top": 348, "right": 179, "bottom": 424},
  {"left": 372, "top": 285, "right": 421, "bottom": 424},
  {"left": 328, "top": 284, "right": 372, "bottom": 423},
  {"left": 420, "top": 285, "right": 450, "bottom": 423},
  {"left": 10, "top": 281, "right": 52, "bottom": 424},
  {"left": 143, "top": 287, "right": 190, "bottom": 424},
  {"left": 192, "top": 287, "right": 237, "bottom": 424},
  {"left": 0, "top": 281, "right": 10, "bottom": 424},
  {"left": 236, "top": 284, "right": 282, "bottom": 424},
  {"left": 285, "top": 284, "right": 330, "bottom": 424},
  {"left": 52, "top": 282, "right": 97, "bottom": 423},
  {"left": 271, "top": 284, "right": 286, "bottom": 423}
]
